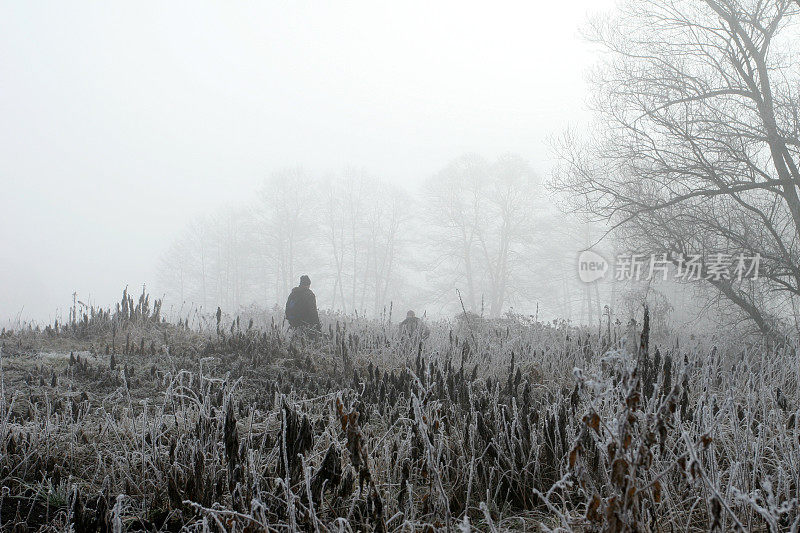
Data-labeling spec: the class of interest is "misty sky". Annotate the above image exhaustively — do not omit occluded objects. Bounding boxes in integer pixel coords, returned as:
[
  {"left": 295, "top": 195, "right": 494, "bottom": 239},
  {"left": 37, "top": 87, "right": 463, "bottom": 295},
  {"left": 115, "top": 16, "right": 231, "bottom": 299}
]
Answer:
[{"left": 1, "top": 1, "right": 615, "bottom": 324}]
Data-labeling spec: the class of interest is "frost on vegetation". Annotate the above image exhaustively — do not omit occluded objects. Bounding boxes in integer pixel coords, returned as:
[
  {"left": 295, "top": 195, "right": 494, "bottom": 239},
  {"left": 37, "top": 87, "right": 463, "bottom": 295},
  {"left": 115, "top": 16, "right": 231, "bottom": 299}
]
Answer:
[{"left": 0, "top": 295, "right": 797, "bottom": 531}]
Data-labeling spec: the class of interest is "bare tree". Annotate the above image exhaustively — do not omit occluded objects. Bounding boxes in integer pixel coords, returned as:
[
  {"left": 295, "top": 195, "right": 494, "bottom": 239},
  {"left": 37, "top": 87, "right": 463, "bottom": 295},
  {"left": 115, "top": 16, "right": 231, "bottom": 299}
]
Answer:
[
  {"left": 321, "top": 176, "right": 350, "bottom": 311},
  {"left": 255, "top": 168, "right": 319, "bottom": 303},
  {"left": 320, "top": 169, "right": 411, "bottom": 315},
  {"left": 157, "top": 216, "right": 214, "bottom": 309},
  {"left": 553, "top": 0, "right": 800, "bottom": 337},
  {"left": 158, "top": 238, "right": 190, "bottom": 303},
  {"left": 188, "top": 217, "right": 211, "bottom": 309},
  {"left": 426, "top": 154, "right": 540, "bottom": 317},
  {"left": 425, "top": 154, "right": 487, "bottom": 312},
  {"left": 366, "top": 182, "right": 410, "bottom": 313},
  {"left": 210, "top": 206, "right": 253, "bottom": 310},
  {"left": 481, "top": 154, "right": 540, "bottom": 316}
]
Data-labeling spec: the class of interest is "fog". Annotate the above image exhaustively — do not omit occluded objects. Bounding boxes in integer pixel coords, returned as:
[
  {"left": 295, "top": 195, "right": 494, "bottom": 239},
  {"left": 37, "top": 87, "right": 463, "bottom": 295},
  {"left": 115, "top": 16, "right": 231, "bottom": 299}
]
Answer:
[
  {"left": 3, "top": 3, "right": 799, "bottom": 529},
  {"left": 2, "top": 1, "right": 619, "bottom": 324}
]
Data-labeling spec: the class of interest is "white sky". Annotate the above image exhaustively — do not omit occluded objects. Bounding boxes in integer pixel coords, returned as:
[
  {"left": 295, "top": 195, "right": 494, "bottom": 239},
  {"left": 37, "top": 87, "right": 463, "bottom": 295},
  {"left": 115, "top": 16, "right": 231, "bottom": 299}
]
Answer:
[{"left": 0, "top": 0, "right": 616, "bottom": 323}]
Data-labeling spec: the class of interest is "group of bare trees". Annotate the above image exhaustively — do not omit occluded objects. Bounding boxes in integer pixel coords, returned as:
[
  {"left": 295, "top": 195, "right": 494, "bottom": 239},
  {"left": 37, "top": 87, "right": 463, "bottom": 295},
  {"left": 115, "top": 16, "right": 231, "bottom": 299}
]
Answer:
[
  {"left": 424, "top": 154, "right": 544, "bottom": 316},
  {"left": 159, "top": 208, "right": 254, "bottom": 313},
  {"left": 159, "top": 168, "right": 408, "bottom": 316},
  {"left": 159, "top": 0, "right": 800, "bottom": 336},
  {"left": 158, "top": 0, "right": 800, "bottom": 338},
  {"left": 554, "top": 0, "right": 800, "bottom": 338},
  {"left": 159, "top": 155, "right": 550, "bottom": 318}
]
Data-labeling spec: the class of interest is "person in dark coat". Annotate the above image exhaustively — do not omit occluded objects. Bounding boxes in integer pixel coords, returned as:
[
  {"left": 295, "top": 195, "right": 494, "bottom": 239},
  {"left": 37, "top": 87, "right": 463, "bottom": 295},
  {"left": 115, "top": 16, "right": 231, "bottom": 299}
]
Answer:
[
  {"left": 399, "top": 310, "right": 429, "bottom": 341},
  {"left": 285, "top": 275, "right": 321, "bottom": 331}
]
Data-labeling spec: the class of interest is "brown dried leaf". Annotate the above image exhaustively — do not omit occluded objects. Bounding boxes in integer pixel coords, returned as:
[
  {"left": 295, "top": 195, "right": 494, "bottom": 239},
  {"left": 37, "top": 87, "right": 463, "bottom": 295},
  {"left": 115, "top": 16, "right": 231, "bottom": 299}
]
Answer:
[
  {"left": 626, "top": 391, "right": 640, "bottom": 411},
  {"left": 583, "top": 412, "right": 601, "bottom": 433},
  {"left": 586, "top": 494, "right": 602, "bottom": 522},
  {"left": 336, "top": 397, "right": 347, "bottom": 431},
  {"left": 622, "top": 433, "right": 632, "bottom": 450},
  {"left": 607, "top": 441, "right": 617, "bottom": 459},
  {"left": 611, "top": 458, "right": 628, "bottom": 488},
  {"left": 569, "top": 444, "right": 582, "bottom": 468}
]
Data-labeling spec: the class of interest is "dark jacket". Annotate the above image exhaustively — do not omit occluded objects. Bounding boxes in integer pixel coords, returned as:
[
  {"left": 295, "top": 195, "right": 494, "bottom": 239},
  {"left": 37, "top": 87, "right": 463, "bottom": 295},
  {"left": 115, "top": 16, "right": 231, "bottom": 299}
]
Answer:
[
  {"left": 399, "top": 316, "right": 430, "bottom": 340},
  {"left": 285, "top": 286, "right": 321, "bottom": 329}
]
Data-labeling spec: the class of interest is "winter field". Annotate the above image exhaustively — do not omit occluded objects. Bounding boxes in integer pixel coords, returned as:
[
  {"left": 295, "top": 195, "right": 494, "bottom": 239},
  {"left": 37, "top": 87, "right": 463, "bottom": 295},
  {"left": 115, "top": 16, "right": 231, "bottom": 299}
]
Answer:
[{"left": 0, "top": 290, "right": 797, "bottom": 532}]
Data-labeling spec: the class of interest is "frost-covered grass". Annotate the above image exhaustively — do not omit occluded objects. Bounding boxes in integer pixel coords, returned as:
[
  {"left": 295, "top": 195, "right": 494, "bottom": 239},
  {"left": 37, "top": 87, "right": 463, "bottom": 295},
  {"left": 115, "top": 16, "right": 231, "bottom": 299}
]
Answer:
[{"left": 0, "top": 296, "right": 797, "bottom": 531}]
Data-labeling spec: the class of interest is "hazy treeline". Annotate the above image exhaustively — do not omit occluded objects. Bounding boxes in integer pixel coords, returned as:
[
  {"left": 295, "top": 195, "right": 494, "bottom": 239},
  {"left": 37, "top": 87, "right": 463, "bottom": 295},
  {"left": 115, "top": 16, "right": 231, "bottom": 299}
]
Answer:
[{"left": 158, "top": 153, "right": 596, "bottom": 320}]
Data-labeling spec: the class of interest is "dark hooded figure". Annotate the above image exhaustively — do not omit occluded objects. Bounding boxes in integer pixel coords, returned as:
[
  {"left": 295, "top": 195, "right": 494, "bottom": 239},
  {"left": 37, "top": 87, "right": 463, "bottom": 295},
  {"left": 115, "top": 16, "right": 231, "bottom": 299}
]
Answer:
[
  {"left": 399, "top": 310, "right": 429, "bottom": 341},
  {"left": 285, "top": 275, "right": 321, "bottom": 330}
]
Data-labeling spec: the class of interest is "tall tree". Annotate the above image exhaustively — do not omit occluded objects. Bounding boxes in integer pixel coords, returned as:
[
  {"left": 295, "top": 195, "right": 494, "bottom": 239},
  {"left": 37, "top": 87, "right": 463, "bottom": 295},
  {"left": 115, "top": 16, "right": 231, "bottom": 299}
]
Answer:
[
  {"left": 425, "top": 154, "right": 540, "bottom": 316},
  {"left": 425, "top": 154, "right": 487, "bottom": 312},
  {"left": 320, "top": 169, "right": 411, "bottom": 314},
  {"left": 553, "top": 0, "right": 800, "bottom": 337},
  {"left": 482, "top": 154, "right": 540, "bottom": 316},
  {"left": 255, "top": 168, "right": 319, "bottom": 303}
]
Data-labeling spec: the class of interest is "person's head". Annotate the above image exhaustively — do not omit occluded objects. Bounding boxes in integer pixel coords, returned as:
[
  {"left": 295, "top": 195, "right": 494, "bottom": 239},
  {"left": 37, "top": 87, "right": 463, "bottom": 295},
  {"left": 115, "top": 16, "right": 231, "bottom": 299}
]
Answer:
[
  {"left": 406, "top": 310, "right": 415, "bottom": 318},
  {"left": 300, "top": 275, "right": 311, "bottom": 288}
]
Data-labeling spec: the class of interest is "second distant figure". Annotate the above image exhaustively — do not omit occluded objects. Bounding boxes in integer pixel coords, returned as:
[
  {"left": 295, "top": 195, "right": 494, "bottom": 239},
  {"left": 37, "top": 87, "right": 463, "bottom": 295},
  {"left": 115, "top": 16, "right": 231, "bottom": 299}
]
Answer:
[
  {"left": 285, "top": 275, "right": 321, "bottom": 331},
  {"left": 399, "top": 310, "right": 430, "bottom": 341}
]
